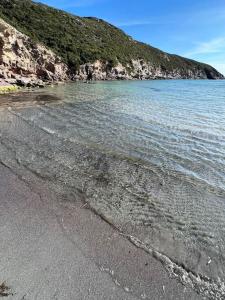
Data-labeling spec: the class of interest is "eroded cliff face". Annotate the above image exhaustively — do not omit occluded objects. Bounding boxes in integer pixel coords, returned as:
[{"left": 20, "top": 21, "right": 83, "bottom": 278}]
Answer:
[
  {"left": 75, "top": 59, "right": 223, "bottom": 81},
  {"left": 0, "top": 18, "right": 69, "bottom": 87}
]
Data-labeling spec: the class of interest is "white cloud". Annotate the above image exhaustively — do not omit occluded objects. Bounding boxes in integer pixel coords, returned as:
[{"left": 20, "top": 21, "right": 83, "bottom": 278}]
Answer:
[
  {"left": 184, "top": 37, "right": 225, "bottom": 57},
  {"left": 183, "top": 38, "right": 225, "bottom": 75},
  {"left": 209, "top": 63, "right": 225, "bottom": 76},
  {"left": 114, "top": 16, "right": 177, "bottom": 27},
  {"left": 116, "top": 20, "right": 156, "bottom": 27}
]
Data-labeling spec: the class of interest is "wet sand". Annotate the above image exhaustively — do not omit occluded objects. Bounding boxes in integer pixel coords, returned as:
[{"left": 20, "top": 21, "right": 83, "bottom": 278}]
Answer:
[{"left": 0, "top": 163, "right": 202, "bottom": 299}]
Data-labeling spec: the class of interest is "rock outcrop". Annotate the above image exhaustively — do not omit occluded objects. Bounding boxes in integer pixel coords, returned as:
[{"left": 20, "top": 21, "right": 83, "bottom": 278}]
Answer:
[
  {"left": 0, "top": 18, "right": 69, "bottom": 87},
  {"left": 75, "top": 59, "right": 223, "bottom": 81}
]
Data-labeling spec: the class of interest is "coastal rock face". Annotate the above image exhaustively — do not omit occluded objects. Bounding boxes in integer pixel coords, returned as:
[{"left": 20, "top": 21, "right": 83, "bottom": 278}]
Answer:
[
  {"left": 0, "top": 18, "right": 69, "bottom": 87},
  {"left": 76, "top": 59, "right": 224, "bottom": 81},
  {"left": 0, "top": 15, "right": 223, "bottom": 87}
]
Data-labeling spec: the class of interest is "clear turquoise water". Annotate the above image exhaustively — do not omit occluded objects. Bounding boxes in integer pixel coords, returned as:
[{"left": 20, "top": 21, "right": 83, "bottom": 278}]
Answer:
[
  {"left": 0, "top": 80, "right": 225, "bottom": 293},
  {"left": 54, "top": 80, "right": 225, "bottom": 192}
]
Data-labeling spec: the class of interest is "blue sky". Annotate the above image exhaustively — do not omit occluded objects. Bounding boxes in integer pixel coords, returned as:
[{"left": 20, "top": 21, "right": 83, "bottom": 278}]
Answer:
[{"left": 35, "top": 0, "right": 225, "bottom": 75}]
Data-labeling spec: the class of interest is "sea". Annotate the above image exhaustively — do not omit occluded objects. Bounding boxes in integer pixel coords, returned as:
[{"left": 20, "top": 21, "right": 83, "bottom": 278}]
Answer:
[{"left": 0, "top": 80, "right": 225, "bottom": 297}]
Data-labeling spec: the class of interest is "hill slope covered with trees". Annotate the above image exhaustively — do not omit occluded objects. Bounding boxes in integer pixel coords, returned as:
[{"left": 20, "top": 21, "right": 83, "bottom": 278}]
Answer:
[{"left": 0, "top": 0, "right": 223, "bottom": 80}]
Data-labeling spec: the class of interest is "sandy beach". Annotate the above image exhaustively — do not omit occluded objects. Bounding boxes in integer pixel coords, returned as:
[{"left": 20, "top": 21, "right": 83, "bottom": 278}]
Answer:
[{"left": 0, "top": 161, "right": 202, "bottom": 299}]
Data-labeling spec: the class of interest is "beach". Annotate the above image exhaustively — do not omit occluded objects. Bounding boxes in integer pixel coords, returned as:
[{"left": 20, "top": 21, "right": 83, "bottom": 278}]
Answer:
[
  {"left": 0, "top": 80, "right": 225, "bottom": 299},
  {"left": 0, "top": 162, "right": 201, "bottom": 299}
]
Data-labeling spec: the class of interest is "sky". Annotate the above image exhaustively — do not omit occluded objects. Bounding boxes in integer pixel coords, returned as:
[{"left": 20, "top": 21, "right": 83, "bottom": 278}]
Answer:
[{"left": 35, "top": 0, "right": 225, "bottom": 75}]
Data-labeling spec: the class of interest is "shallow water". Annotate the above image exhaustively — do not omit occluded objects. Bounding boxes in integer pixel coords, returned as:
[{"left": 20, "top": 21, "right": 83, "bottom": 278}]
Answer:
[{"left": 0, "top": 80, "right": 225, "bottom": 297}]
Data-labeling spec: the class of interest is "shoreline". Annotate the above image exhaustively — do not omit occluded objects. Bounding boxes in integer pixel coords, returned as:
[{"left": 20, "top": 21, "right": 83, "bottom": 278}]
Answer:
[
  {"left": 0, "top": 80, "right": 224, "bottom": 299},
  {"left": 0, "top": 76, "right": 224, "bottom": 95},
  {"left": 0, "top": 162, "right": 201, "bottom": 300}
]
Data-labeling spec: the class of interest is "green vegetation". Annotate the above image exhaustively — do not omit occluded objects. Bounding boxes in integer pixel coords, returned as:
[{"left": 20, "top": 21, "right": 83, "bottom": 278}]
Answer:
[
  {"left": 0, "top": 0, "right": 222, "bottom": 77},
  {"left": 0, "top": 85, "right": 19, "bottom": 93}
]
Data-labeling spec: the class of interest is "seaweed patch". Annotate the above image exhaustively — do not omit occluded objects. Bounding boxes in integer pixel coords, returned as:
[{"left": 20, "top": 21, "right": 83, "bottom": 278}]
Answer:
[{"left": 0, "top": 282, "right": 11, "bottom": 297}]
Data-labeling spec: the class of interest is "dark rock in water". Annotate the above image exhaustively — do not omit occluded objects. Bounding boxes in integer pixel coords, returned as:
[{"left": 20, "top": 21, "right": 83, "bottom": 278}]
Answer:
[
  {"left": 16, "top": 78, "right": 45, "bottom": 88},
  {"left": 34, "top": 94, "right": 61, "bottom": 103},
  {"left": 0, "top": 91, "right": 61, "bottom": 108},
  {"left": 16, "top": 78, "right": 33, "bottom": 87}
]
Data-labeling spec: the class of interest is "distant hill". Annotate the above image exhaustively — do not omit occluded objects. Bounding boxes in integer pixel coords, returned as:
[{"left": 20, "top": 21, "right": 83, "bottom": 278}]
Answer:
[{"left": 0, "top": 0, "right": 223, "bottom": 80}]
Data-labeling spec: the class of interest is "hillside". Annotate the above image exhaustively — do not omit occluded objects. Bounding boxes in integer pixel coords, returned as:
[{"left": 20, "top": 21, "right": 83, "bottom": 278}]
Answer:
[{"left": 0, "top": 0, "right": 223, "bottom": 80}]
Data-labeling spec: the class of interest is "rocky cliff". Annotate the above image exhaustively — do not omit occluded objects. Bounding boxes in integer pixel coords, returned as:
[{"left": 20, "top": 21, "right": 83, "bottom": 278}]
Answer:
[
  {"left": 76, "top": 59, "right": 223, "bottom": 81},
  {"left": 0, "top": 18, "right": 68, "bottom": 87}
]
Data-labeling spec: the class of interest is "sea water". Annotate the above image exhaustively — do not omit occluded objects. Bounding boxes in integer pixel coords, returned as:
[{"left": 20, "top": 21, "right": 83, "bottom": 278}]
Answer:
[{"left": 0, "top": 80, "right": 225, "bottom": 296}]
